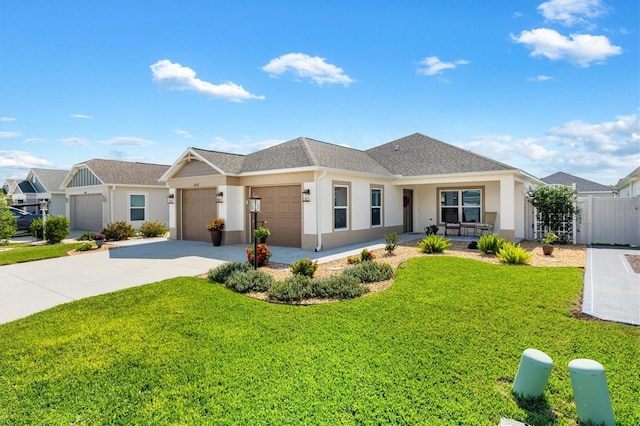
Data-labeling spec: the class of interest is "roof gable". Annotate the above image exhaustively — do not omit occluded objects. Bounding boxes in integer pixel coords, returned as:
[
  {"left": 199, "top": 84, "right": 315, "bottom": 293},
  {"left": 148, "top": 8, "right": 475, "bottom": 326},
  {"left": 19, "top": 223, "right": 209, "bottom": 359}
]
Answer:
[
  {"left": 64, "top": 159, "right": 170, "bottom": 188},
  {"left": 29, "top": 168, "right": 69, "bottom": 192},
  {"left": 542, "top": 171, "right": 613, "bottom": 192}
]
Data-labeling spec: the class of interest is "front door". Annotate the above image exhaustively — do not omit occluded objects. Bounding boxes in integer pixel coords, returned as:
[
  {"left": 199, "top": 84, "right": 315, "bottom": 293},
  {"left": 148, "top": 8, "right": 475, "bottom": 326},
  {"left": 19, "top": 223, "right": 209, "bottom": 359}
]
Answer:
[{"left": 403, "top": 189, "right": 413, "bottom": 233}]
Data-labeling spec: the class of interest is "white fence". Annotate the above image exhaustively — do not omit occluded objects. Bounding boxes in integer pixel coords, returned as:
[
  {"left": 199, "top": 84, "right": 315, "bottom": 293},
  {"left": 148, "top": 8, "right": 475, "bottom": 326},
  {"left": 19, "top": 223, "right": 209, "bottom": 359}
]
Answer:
[{"left": 576, "top": 196, "right": 640, "bottom": 246}]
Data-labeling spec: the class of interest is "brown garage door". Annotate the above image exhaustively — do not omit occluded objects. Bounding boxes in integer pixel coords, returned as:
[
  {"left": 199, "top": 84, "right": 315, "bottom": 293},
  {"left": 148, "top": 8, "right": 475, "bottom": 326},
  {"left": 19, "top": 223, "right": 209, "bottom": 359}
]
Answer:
[
  {"left": 253, "top": 185, "right": 301, "bottom": 247},
  {"left": 182, "top": 188, "right": 217, "bottom": 241},
  {"left": 72, "top": 194, "right": 103, "bottom": 231}
]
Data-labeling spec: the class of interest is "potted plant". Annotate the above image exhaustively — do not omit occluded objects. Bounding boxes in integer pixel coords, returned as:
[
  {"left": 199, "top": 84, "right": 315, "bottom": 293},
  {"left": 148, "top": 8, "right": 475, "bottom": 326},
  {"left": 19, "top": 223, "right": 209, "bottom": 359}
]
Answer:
[
  {"left": 254, "top": 226, "right": 271, "bottom": 243},
  {"left": 541, "top": 232, "right": 558, "bottom": 255},
  {"left": 206, "top": 218, "right": 225, "bottom": 246},
  {"left": 246, "top": 243, "right": 271, "bottom": 267},
  {"left": 93, "top": 233, "right": 106, "bottom": 248}
]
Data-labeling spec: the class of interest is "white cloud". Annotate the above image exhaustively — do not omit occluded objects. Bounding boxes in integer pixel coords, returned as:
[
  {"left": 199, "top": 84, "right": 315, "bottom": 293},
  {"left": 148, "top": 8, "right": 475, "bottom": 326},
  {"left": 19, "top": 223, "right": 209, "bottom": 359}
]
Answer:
[
  {"left": 511, "top": 28, "right": 621, "bottom": 67},
  {"left": 0, "top": 150, "right": 55, "bottom": 169},
  {"left": 0, "top": 131, "right": 21, "bottom": 138},
  {"left": 208, "top": 136, "right": 284, "bottom": 154},
  {"left": 151, "top": 59, "right": 265, "bottom": 102},
  {"left": 262, "top": 53, "right": 354, "bottom": 86},
  {"left": 548, "top": 113, "right": 639, "bottom": 154},
  {"left": 538, "top": 0, "right": 609, "bottom": 27},
  {"left": 0, "top": 117, "right": 17, "bottom": 122},
  {"left": 100, "top": 136, "right": 154, "bottom": 146},
  {"left": 22, "top": 138, "right": 46, "bottom": 144},
  {"left": 417, "top": 56, "right": 470, "bottom": 76},
  {"left": 529, "top": 75, "right": 554, "bottom": 81},
  {"left": 60, "top": 137, "right": 89, "bottom": 146},
  {"left": 71, "top": 114, "right": 93, "bottom": 119},
  {"left": 174, "top": 129, "right": 192, "bottom": 139}
]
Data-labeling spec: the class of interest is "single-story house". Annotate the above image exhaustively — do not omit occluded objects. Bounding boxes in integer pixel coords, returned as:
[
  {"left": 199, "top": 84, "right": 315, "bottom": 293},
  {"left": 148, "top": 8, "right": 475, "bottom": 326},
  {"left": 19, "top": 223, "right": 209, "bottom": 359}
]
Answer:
[
  {"left": 161, "top": 133, "right": 542, "bottom": 251},
  {"left": 2, "top": 179, "right": 38, "bottom": 213},
  {"left": 25, "top": 168, "right": 70, "bottom": 216},
  {"left": 541, "top": 171, "right": 615, "bottom": 197},
  {"left": 614, "top": 167, "right": 640, "bottom": 198},
  {"left": 60, "top": 159, "right": 170, "bottom": 232}
]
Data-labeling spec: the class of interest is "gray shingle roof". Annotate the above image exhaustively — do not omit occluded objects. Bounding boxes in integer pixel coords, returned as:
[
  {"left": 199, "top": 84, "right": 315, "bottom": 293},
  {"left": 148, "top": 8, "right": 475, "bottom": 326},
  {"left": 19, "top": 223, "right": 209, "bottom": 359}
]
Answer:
[
  {"left": 541, "top": 172, "right": 613, "bottom": 192},
  {"left": 190, "top": 149, "right": 245, "bottom": 174},
  {"left": 83, "top": 159, "right": 170, "bottom": 186},
  {"left": 30, "top": 168, "right": 69, "bottom": 192},
  {"left": 366, "top": 133, "right": 515, "bottom": 176}
]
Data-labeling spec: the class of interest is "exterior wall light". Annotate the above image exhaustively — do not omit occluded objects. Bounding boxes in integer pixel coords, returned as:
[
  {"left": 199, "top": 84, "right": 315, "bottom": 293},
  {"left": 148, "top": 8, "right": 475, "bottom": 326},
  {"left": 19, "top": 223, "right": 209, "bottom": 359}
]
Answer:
[
  {"left": 302, "top": 189, "right": 311, "bottom": 202},
  {"left": 167, "top": 194, "right": 175, "bottom": 204},
  {"left": 216, "top": 191, "right": 224, "bottom": 203}
]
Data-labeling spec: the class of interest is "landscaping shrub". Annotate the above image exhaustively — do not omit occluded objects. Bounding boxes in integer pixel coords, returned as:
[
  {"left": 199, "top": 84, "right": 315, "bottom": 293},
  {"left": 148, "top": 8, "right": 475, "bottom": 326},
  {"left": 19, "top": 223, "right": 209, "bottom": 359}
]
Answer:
[
  {"left": 347, "top": 248, "right": 376, "bottom": 264},
  {"left": 268, "top": 275, "right": 313, "bottom": 302},
  {"left": 311, "top": 274, "right": 369, "bottom": 299},
  {"left": 497, "top": 242, "right": 532, "bottom": 265},
  {"left": 0, "top": 207, "right": 16, "bottom": 243},
  {"left": 77, "top": 232, "right": 94, "bottom": 241},
  {"left": 477, "top": 233, "right": 506, "bottom": 254},
  {"left": 343, "top": 260, "right": 393, "bottom": 283},
  {"left": 289, "top": 258, "right": 318, "bottom": 278},
  {"left": 208, "top": 261, "right": 251, "bottom": 284},
  {"left": 42, "top": 215, "right": 70, "bottom": 243},
  {"left": 418, "top": 234, "right": 452, "bottom": 254},
  {"left": 246, "top": 244, "right": 271, "bottom": 267},
  {"left": 225, "top": 269, "right": 276, "bottom": 293},
  {"left": 139, "top": 220, "right": 168, "bottom": 238},
  {"left": 75, "top": 242, "right": 94, "bottom": 252},
  {"left": 346, "top": 255, "right": 361, "bottom": 264},
  {"left": 30, "top": 218, "right": 44, "bottom": 240},
  {"left": 384, "top": 232, "right": 400, "bottom": 254},
  {"left": 102, "top": 221, "right": 136, "bottom": 241}
]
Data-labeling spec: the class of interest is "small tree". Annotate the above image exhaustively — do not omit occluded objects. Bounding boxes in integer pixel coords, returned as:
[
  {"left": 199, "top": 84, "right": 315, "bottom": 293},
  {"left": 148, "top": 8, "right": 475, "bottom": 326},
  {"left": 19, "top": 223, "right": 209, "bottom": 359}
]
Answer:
[
  {"left": 526, "top": 185, "right": 579, "bottom": 240},
  {"left": 0, "top": 192, "right": 16, "bottom": 243}
]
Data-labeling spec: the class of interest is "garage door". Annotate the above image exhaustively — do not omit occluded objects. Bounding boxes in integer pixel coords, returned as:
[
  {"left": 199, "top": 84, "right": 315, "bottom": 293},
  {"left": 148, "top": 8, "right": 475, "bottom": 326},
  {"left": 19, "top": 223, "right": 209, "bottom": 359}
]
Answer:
[
  {"left": 253, "top": 185, "right": 301, "bottom": 247},
  {"left": 72, "top": 194, "right": 103, "bottom": 231},
  {"left": 182, "top": 188, "right": 217, "bottom": 241}
]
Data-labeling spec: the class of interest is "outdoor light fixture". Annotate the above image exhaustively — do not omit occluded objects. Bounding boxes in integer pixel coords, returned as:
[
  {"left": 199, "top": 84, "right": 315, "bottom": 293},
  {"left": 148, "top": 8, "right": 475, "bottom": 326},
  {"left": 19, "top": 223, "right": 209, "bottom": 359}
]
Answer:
[
  {"left": 216, "top": 191, "right": 224, "bottom": 203},
  {"left": 167, "top": 194, "right": 175, "bottom": 204},
  {"left": 249, "top": 196, "right": 261, "bottom": 214},
  {"left": 249, "top": 195, "right": 262, "bottom": 270},
  {"left": 302, "top": 189, "right": 311, "bottom": 203}
]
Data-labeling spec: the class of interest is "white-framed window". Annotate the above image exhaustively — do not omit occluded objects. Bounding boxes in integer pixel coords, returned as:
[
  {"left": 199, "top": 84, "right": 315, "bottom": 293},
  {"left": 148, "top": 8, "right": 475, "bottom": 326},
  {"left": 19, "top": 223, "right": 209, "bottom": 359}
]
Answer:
[
  {"left": 129, "top": 194, "right": 146, "bottom": 221},
  {"left": 334, "top": 185, "right": 349, "bottom": 230},
  {"left": 371, "top": 187, "right": 382, "bottom": 227},
  {"left": 440, "top": 189, "right": 482, "bottom": 223}
]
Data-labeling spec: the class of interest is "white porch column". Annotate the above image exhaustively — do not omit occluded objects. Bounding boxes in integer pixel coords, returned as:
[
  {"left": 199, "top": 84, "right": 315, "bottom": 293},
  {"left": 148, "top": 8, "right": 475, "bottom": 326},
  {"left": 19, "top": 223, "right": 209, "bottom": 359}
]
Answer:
[{"left": 499, "top": 176, "right": 516, "bottom": 241}]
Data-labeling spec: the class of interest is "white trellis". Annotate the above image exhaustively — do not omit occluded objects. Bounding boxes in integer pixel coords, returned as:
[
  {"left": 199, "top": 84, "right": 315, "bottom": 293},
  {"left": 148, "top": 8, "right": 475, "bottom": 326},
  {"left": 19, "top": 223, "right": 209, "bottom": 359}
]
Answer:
[{"left": 532, "top": 184, "right": 577, "bottom": 244}]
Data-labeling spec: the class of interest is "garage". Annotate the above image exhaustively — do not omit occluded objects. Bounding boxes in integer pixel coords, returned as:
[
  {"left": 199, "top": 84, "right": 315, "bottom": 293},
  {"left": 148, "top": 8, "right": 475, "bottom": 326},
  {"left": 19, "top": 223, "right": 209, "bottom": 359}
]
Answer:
[
  {"left": 182, "top": 188, "right": 218, "bottom": 241},
  {"left": 72, "top": 194, "right": 103, "bottom": 231},
  {"left": 252, "top": 185, "right": 301, "bottom": 247}
]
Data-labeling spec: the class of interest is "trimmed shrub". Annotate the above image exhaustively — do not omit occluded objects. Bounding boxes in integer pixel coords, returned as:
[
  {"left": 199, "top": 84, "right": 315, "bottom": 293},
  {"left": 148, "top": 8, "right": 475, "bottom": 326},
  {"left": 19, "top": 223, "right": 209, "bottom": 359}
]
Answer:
[
  {"left": 477, "top": 233, "right": 506, "bottom": 254},
  {"left": 311, "top": 275, "right": 369, "bottom": 299},
  {"left": 418, "top": 234, "right": 452, "bottom": 254},
  {"left": 347, "top": 249, "right": 376, "bottom": 264},
  {"left": 30, "top": 218, "right": 44, "bottom": 240},
  {"left": 343, "top": 261, "right": 393, "bottom": 283},
  {"left": 208, "top": 261, "right": 251, "bottom": 284},
  {"left": 0, "top": 207, "right": 16, "bottom": 243},
  {"left": 102, "top": 221, "right": 136, "bottom": 241},
  {"left": 225, "top": 269, "right": 276, "bottom": 293},
  {"left": 497, "top": 242, "right": 532, "bottom": 265},
  {"left": 384, "top": 232, "right": 400, "bottom": 254},
  {"left": 75, "top": 242, "right": 94, "bottom": 252},
  {"left": 289, "top": 258, "right": 318, "bottom": 278},
  {"left": 268, "top": 275, "right": 313, "bottom": 302},
  {"left": 43, "top": 215, "right": 70, "bottom": 243},
  {"left": 77, "top": 232, "right": 94, "bottom": 241},
  {"left": 346, "top": 255, "right": 361, "bottom": 265},
  {"left": 139, "top": 220, "right": 168, "bottom": 238}
]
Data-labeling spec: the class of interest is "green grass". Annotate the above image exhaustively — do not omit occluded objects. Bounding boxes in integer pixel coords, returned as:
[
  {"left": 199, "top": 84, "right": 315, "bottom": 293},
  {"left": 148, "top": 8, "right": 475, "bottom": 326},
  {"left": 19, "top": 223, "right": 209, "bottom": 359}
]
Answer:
[
  {"left": 0, "top": 242, "right": 79, "bottom": 265},
  {"left": 1, "top": 257, "right": 638, "bottom": 425}
]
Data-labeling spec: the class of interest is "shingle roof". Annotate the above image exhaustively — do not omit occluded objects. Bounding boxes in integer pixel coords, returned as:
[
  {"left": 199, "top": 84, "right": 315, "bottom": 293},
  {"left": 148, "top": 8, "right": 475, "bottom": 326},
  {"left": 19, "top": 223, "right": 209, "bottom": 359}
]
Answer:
[
  {"left": 541, "top": 172, "right": 613, "bottom": 192},
  {"left": 366, "top": 133, "right": 515, "bottom": 176},
  {"left": 83, "top": 159, "right": 170, "bottom": 186},
  {"left": 30, "top": 168, "right": 69, "bottom": 192},
  {"left": 190, "top": 149, "right": 245, "bottom": 174}
]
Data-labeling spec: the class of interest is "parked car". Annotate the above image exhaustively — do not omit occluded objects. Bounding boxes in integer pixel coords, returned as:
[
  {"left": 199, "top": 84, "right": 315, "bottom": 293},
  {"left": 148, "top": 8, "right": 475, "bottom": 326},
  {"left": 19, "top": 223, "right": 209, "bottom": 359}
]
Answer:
[{"left": 9, "top": 207, "right": 41, "bottom": 231}]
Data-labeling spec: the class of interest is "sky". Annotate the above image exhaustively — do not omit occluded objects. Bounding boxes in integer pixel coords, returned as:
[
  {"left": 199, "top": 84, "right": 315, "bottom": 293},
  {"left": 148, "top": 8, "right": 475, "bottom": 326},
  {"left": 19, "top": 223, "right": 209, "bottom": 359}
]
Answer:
[{"left": 1, "top": 0, "right": 638, "bottom": 187}]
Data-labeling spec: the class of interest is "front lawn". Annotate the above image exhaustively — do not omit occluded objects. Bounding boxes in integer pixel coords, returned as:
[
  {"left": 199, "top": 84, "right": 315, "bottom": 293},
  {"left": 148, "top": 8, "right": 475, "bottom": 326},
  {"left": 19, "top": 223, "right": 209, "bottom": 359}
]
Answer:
[
  {"left": 1, "top": 257, "right": 638, "bottom": 425},
  {"left": 0, "top": 242, "right": 79, "bottom": 265}
]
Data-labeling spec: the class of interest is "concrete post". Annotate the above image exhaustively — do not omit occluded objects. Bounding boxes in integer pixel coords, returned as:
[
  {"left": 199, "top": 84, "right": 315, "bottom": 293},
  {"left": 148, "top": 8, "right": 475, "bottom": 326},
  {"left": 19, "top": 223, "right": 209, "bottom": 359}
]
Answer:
[
  {"left": 512, "top": 348, "right": 554, "bottom": 398},
  {"left": 568, "top": 358, "right": 615, "bottom": 426}
]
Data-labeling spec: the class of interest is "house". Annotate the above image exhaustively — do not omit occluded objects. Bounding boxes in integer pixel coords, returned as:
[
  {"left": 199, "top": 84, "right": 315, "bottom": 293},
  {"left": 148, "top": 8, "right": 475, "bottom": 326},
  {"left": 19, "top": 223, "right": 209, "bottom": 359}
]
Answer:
[
  {"left": 613, "top": 167, "right": 640, "bottom": 198},
  {"left": 25, "top": 168, "right": 70, "bottom": 216},
  {"left": 161, "top": 133, "right": 542, "bottom": 251},
  {"left": 60, "top": 159, "right": 170, "bottom": 232},
  {"left": 541, "top": 171, "right": 615, "bottom": 197},
  {"left": 2, "top": 178, "right": 38, "bottom": 212}
]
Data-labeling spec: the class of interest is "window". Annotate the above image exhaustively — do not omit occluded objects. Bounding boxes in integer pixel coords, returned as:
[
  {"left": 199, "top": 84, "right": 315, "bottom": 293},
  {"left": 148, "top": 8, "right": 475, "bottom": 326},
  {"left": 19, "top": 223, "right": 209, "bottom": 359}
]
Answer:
[
  {"left": 440, "top": 189, "right": 482, "bottom": 223},
  {"left": 334, "top": 185, "right": 348, "bottom": 230},
  {"left": 130, "top": 194, "right": 146, "bottom": 221},
  {"left": 371, "top": 188, "right": 382, "bottom": 227}
]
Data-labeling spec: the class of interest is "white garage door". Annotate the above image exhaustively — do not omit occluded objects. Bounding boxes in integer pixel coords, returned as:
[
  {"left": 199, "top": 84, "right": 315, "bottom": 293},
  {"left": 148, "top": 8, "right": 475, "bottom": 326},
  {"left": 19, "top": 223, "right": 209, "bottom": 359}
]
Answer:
[
  {"left": 72, "top": 194, "right": 103, "bottom": 231},
  {"left": 182, "top": 188, "right": 218, "bottom": 242}
]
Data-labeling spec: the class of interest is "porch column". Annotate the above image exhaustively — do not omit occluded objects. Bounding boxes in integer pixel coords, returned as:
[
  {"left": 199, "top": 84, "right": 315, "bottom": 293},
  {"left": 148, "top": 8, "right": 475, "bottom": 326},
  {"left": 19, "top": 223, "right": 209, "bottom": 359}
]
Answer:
[{"left": 499, "top": 177, "right": 516, "bottom": 241}]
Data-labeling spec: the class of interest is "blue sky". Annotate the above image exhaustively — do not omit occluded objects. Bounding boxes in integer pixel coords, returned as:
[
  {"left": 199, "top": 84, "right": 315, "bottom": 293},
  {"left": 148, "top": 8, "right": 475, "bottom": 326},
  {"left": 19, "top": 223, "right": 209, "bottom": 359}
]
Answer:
[{"left": 1, "top": 0, "right": 638, "bottom": 186}]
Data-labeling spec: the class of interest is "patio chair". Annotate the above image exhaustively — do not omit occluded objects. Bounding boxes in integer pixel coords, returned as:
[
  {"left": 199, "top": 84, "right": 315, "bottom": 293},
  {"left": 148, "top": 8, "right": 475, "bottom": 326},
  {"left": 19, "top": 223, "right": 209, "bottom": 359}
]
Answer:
[
  {"left": 443, "top": 210, "right": 461, "bottom": 236},
  {"left": 474, "top": 212, "right": 497, "bottom": 236}
]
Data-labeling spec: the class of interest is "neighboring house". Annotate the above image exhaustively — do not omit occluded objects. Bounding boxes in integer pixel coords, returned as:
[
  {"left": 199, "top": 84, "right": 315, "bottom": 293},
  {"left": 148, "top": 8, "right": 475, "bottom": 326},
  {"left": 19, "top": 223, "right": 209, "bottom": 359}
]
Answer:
[
  {"left": 60, "top": 159, "right": 170, "bottom": 232},
  {"left": 541, "top": 171, "right": 615, "bottom": 197},
  {"left": 161, "top": 133, "right": 542, "bottom": 251},
  {"left": 25, "top": 168, "right": 70, "bottom": 216},
  {"left": 2, "top": 178, "right": 39, "bottom": 213},
  {"left": 614, "top": 167, "right": 640, "bottom": 198}
]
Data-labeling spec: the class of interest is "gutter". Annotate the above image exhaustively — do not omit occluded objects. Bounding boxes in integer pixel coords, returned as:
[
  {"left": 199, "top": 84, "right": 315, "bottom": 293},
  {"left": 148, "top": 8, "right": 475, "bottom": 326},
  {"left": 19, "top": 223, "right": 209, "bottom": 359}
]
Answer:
[{"left": 315, "top": 170, "right": 327, "bottom": 252}]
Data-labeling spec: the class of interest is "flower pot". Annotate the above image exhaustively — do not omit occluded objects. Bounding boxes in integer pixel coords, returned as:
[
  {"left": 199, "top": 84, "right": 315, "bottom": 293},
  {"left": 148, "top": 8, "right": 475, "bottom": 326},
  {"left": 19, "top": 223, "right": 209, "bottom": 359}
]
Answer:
[
  {"left": 210, "top": 230, "right": 222, "bottom": 246},
  {"left": 95, "top": 239, "right": 104, "bottom": 248},
  {"left": 259, "top": 236, "right": 268, "bottom": 244},
  {"left": 542, "top": 245, "right": 554, "bottom": 256}
]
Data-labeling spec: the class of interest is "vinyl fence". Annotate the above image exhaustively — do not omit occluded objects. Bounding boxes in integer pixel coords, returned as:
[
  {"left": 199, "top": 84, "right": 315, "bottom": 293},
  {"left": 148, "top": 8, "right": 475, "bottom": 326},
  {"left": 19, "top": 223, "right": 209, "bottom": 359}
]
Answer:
[{"left": 576, "top": 196, "right": 640, "bottom": 246}]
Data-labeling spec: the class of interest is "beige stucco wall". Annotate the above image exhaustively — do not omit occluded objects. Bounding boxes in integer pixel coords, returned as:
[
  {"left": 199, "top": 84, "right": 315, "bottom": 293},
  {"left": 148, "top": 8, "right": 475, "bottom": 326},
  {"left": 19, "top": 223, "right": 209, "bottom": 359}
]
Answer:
[{"left": 110, "top": 186, "right": 170, "bottom": 229}]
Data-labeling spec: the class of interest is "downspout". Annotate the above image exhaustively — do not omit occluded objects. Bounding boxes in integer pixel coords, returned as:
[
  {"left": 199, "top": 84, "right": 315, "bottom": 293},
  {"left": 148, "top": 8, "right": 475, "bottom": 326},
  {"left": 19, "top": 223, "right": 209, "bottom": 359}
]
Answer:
[
  {"left": 315, "top": 170, "right": 327, "bottom": 252},
  {"left": 110, "top": 185, "right": 116, "bottom": 225}
]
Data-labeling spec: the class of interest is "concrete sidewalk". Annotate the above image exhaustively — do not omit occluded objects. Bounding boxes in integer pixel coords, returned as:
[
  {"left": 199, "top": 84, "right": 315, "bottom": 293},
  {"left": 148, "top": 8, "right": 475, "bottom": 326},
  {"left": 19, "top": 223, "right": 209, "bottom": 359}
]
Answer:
[{"left": 583, "top": 246, "right": 640, "bottom": 326}]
